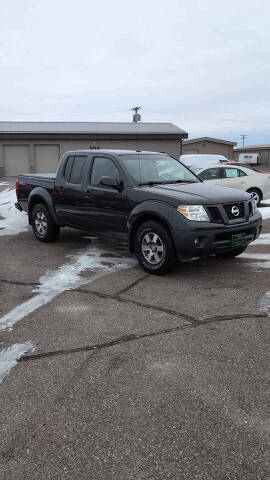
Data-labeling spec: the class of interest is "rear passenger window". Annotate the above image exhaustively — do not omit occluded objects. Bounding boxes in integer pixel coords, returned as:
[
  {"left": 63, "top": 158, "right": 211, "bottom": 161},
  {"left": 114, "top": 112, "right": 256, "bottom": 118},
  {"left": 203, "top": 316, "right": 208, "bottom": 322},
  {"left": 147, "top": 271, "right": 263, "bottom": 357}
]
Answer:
[
  {"left": 64, "top": 156, "right": 74, "bottom": 181},
  {"left": 69, "top": 156, "right": 86, "bottom": 184}
]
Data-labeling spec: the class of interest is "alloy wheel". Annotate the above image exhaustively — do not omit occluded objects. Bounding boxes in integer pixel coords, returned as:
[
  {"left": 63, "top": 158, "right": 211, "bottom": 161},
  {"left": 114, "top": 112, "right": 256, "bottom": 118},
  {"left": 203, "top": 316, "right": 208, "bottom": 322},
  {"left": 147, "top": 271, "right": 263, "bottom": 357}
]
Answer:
[
  {"left": 141, "top": 232, "right": 165, "bottom": 265},
  {"left": 35, "top": 211, "right": 47, "bottom": 236}
]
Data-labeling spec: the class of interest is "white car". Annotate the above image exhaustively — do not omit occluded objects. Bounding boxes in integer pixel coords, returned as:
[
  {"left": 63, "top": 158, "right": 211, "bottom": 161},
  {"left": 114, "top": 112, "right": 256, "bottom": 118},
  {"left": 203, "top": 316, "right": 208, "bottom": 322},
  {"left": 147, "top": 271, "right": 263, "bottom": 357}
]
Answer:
[
  {"left": 190, "top": 164, "right": 270, "bottom": 205},
  {"left": 180, "top": 154, "right": 230, "bottom": 168}
]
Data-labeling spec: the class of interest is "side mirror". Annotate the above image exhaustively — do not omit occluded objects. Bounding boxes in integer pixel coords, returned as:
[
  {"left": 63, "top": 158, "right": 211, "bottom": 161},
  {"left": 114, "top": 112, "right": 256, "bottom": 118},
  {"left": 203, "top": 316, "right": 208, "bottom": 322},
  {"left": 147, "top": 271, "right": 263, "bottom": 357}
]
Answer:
[{"left": 99, "top": 176, "right": 123, "bottom": 191}]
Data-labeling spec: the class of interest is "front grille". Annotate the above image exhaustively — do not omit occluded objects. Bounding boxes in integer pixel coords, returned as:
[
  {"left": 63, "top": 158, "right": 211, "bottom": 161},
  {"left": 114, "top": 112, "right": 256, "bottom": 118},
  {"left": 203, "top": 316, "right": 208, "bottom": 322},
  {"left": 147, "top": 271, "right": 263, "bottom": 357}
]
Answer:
[
  {"left": 223, "top": 202, "right": 245, "bottom": 220},
  {"left": 207, "top": 206, "right": 223, "bottom": 223},
  {"left": 248, "top": 201, "right": 252, "bottom": 217}
]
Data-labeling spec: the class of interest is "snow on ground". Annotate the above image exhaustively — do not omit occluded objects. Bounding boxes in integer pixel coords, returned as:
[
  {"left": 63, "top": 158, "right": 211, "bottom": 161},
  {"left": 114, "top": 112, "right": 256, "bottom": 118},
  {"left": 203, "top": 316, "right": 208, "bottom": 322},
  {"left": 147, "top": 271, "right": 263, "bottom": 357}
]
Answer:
[
  {"left": 259, "top": 291, "right": 270, "bottom": 316},
  {"left": 0, "top": 342, "right": 35, "bottom": 383},
  {"left": 252, "top": 233, "right": 270, "bottom": 245},
  {"left": 0, "top": 243, "right": 135, "bottom": 330},
  {"left": 0, "top": 241, "right": 135, "bottom": 381},
  {"left": 0, "top": 188, "right": 28, "bottom": 236}
]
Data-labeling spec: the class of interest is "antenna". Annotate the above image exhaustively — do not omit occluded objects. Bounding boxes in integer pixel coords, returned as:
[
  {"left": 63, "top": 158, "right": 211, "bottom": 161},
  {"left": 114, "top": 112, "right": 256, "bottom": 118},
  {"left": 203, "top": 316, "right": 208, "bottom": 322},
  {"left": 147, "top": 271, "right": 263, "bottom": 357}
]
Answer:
[
  {"left": 240, "top": 134, "right": 247, "bottom": 146},
  {"left": 131, "top": 106, "right": 142, "bottom": 123}
]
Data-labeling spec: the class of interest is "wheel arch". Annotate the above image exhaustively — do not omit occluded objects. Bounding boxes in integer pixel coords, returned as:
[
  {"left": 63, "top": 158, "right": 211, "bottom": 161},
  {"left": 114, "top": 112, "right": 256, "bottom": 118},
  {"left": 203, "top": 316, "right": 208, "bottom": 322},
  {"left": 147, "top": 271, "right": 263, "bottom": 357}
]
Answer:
[
  {"left": 128, "top": 213, "right": 173, "bottom": 253},
  {"left": 28, "top": 188, "right": 59, "bottom": 225}
]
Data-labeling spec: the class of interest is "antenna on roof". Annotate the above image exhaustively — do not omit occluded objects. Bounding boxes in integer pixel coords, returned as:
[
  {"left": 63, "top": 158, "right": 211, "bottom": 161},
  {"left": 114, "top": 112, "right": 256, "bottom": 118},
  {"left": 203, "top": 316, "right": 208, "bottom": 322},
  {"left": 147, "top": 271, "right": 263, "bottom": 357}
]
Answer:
[{"left": 131, "top": 106, "right": 142, "bottom": 123}]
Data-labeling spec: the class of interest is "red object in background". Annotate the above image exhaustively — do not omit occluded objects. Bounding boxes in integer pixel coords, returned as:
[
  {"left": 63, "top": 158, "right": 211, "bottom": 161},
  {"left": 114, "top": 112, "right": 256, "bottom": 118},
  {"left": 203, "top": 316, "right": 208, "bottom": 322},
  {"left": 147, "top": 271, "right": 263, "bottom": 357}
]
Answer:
[{"left": 15, "top": 179, "right": 19, "bottom": 196}]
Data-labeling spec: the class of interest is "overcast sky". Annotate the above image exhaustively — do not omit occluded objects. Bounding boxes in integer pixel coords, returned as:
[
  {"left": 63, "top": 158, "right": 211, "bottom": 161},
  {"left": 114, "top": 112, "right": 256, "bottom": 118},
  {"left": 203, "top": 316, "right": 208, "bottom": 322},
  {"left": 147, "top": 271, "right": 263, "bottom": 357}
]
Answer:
[{"left": 0, "top": 0, "right": 269, "bottom": 145}]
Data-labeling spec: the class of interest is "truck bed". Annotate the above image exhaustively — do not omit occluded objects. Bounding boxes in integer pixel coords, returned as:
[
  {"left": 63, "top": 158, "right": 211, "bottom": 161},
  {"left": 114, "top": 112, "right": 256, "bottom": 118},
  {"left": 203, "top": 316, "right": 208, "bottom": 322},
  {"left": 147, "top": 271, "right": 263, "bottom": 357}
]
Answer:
[{"left": 17, "top": 173, "right": 56, "bottom": 212}]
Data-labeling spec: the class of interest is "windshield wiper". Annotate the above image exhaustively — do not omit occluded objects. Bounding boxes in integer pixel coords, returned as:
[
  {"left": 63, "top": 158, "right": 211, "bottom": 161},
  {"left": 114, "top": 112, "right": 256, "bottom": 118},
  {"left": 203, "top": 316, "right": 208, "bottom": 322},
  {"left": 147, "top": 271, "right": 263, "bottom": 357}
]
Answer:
[
  {"left": 166, "top": 180, "right": 198, "bottom": 184},
  {"left": 138, "top": 181, "right": 167, "bottom": 186}
]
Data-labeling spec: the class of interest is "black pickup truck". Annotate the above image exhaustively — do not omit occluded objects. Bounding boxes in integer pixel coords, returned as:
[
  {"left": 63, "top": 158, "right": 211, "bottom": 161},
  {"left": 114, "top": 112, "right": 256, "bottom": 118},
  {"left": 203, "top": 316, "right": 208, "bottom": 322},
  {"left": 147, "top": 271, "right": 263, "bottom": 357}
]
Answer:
[{"left": 16, "top": 150, "right": 262, "bottom": 274}]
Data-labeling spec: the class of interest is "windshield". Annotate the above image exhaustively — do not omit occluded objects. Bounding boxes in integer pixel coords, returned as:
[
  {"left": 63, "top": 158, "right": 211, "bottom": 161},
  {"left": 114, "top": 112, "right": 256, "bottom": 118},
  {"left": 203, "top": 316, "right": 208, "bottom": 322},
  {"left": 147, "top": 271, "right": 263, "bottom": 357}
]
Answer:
[{"left": 120, "top": 154, "right": 199, "bottom": 185}]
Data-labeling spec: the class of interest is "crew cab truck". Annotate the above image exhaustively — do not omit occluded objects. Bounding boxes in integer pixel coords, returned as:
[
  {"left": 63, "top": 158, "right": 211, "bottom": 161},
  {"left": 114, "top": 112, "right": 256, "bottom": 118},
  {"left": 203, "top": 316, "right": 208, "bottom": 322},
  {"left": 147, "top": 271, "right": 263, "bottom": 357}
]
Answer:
[{"left": 15, "top": 150, "right": 262, "bottom": 275}]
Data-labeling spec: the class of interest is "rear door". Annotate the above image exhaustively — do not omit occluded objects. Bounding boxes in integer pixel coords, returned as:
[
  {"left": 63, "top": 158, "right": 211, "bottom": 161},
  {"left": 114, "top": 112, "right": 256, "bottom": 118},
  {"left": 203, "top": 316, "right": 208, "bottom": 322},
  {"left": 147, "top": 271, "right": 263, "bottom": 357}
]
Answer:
[
  {"left": 55, "top": 154, "right": 90, "bottom": 227},
  {"left": 84, "top": 155, "right": 130, "bottom": 231},
  {"left": 198, "top": 167, "right": 222, "bottom": 186},
  {"left": 221, "top": 167, "right": 248, "bottom": 190}
]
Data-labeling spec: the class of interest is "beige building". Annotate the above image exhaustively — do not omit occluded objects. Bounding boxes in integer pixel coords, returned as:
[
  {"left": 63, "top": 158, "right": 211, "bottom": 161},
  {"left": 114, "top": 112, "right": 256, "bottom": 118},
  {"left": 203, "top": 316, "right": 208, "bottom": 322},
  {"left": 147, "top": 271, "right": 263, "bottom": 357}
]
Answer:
[
  {"left": 0, "top": 121, "right": 188, "bottom": 176},
  {"left": 234, "top": 145, "right": 270, "bottom": 166},
  {"left": 182, "top": 137, "right": 236, "bottom": 160}
]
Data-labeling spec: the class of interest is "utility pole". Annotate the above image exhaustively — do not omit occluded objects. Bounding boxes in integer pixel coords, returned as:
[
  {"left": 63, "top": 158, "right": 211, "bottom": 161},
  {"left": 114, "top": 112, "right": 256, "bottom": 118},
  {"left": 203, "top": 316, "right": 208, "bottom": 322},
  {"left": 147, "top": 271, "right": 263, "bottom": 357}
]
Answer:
[{"left": 240, "top": 135, "right": 247, "bottom": 146}]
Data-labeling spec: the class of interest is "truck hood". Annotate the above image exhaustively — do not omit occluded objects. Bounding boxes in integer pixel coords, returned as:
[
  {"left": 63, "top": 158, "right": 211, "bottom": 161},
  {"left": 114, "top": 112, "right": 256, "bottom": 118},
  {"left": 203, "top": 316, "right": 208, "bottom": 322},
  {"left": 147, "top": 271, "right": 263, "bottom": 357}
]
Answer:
[{"left": 136, "top": 182, "right": 250, "bottom": 205}]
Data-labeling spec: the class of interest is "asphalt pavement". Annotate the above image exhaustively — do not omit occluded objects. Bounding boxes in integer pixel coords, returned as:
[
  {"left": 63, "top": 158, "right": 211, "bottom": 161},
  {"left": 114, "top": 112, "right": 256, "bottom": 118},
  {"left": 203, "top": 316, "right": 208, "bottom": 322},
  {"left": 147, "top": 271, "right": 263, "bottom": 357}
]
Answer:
[{"left": 1, "top": 179, "right": 270, "bottom": 479}]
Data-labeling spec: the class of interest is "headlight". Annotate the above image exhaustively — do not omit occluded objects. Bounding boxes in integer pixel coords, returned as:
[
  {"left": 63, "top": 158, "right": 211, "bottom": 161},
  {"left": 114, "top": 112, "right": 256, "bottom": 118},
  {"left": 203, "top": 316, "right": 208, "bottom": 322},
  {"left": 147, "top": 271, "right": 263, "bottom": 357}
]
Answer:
[
  {"left": 177, "top": 205, "right": 210, "bottom": 222},
  {"left": 251, "top": 198, "right": 258, "bottom": 214}
]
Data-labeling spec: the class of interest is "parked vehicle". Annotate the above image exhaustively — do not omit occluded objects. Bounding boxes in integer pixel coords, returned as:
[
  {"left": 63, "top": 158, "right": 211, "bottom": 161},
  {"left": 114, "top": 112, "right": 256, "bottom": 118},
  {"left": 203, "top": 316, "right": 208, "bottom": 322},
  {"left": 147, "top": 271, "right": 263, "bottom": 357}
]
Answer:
[
  {"left": 190, "top": 164, "right": 270, "bottom": 205},
  {"left": 180, "top": 154, "right": 230, "bottom": 168},
  {"left": 15, "top": 150, "right": 261, "bottom": 275},
  {"left": 238, "top": 153, "right": 259, "bottom": 164}
]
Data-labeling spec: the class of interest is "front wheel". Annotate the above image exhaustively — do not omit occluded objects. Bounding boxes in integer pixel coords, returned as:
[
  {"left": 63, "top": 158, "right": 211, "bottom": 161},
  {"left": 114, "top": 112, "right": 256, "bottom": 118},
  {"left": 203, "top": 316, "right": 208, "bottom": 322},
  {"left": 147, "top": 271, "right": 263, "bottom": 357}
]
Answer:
[
  {"left": 135, "top": 221, "right": 177, "bottom": 275},
  {"left": 31, "top": 203, "right": 60, "bottom": 242},
  {"left": 216, "top": 246, "right": 247, "bottom": 259}
]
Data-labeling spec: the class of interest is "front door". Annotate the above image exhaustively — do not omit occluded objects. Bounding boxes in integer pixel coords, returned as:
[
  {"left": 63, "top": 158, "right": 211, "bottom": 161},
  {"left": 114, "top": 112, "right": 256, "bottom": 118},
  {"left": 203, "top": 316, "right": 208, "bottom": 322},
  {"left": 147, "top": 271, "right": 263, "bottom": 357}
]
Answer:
[{"left": 83, "top": 155, "right": 130, "bottom": 232}]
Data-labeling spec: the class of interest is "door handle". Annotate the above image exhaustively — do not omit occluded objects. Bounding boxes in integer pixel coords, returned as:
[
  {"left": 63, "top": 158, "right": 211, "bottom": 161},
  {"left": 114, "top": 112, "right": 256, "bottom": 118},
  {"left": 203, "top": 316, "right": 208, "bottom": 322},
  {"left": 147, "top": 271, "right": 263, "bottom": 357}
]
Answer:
[
  {"left": 85, "top": 190, "right": 92, "bottom": 197},
  {"left": 56, "top": 186, "right": 64, "bottom": 193}
]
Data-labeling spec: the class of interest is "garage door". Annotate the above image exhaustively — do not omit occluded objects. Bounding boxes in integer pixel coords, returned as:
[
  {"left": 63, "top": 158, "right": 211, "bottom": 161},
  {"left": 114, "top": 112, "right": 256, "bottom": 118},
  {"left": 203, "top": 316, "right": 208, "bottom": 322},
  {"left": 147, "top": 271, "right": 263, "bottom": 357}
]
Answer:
[
  {"left": 4, "top": 145, "right": 30, "bottom": 176},
  {"left": 35, "top": 145, "right": 60, "bottom": 173}
]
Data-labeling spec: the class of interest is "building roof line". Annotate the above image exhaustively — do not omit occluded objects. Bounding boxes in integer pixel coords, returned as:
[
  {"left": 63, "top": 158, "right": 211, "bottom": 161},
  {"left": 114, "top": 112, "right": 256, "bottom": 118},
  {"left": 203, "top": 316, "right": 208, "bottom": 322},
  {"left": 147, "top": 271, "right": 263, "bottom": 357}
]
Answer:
[{"left": 183, "top": 136, "right": 236, "bottom": 146}]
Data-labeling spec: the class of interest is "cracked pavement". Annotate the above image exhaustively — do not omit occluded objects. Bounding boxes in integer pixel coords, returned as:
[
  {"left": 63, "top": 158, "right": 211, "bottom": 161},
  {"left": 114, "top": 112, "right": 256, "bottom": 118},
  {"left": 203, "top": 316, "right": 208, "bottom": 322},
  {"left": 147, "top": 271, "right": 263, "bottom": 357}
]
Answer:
[{"left": 1, "top": 180, "right": 270, "bottom": 479}]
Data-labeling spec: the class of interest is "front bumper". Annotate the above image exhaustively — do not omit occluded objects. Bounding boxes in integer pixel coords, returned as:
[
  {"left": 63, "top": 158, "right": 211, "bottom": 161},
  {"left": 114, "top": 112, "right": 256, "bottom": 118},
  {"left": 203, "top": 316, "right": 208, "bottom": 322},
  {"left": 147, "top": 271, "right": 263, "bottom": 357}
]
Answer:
[{"left": 171, "top": 213, "right": 262, "bottom": 258}]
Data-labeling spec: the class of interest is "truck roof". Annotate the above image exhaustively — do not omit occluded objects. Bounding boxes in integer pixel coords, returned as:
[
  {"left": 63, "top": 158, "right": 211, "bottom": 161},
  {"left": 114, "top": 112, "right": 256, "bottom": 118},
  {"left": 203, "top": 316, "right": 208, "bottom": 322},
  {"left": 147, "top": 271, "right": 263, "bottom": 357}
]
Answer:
[{"left": 63, "top": 149, "right": 168, "bottom": 156}]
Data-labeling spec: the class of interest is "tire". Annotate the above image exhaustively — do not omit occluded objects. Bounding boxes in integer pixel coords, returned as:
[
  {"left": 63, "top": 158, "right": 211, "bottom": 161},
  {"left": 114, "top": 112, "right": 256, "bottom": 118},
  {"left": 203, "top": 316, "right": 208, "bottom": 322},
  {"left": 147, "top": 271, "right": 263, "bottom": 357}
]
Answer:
[
  {"left": 247, "top": 188, "right": 262, "bottom": 206},
  {"left": 31, "top": 203, "right": 60, "bottom": 242},
  {"left": 216, "top": 246, "right": 247, "bottom": 259},
  {"left": 134, "top": 221, "right": 177, "bottom": 275}
]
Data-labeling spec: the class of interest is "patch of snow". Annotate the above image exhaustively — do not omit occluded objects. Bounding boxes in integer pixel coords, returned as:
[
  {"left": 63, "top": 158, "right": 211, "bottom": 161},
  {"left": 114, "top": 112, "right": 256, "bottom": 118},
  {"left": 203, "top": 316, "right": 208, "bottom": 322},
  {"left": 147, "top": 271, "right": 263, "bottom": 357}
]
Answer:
[
  {"left": 0, "top": 244, "right": 135, "bottom": 330},
  {"left": 240, "top": 252, "right": 270, "bottom": 261},
  {"left": 0, "top": 342, "right": 35, "bottom": 383},
  {"left": 252, "top": 233, "right": 270, "bottom": 245},
  {"left": 259, "top": 205, "right": 270, "bottom": 220},
  {"left": 0, "top": 182, "right": 10, "bottom": 186},
  {"left": 258, "top": 291, "right": 270, "bottom": 316},
  {"left": 0, "top": 188, "right": 28, "bottom": 236}
]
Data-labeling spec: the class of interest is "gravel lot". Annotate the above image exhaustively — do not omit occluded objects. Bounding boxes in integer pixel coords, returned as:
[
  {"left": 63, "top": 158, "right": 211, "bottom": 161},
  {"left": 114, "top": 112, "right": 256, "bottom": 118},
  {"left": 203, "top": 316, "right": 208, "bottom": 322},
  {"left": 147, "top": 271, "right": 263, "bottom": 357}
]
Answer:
[{"left": 1, "top": 178, "right": 270, "bottom": 479}]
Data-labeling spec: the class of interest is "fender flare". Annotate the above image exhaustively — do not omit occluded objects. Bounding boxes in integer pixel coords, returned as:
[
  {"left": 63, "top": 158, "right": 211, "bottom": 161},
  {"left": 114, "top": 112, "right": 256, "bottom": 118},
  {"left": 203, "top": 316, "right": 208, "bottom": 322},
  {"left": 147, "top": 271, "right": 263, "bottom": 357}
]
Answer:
[
  {"left": 127, "top": 201, "right": 175, "bottom": 252},
  {"left": 28, "top": 187, "right": 59, "bottom": 225}
]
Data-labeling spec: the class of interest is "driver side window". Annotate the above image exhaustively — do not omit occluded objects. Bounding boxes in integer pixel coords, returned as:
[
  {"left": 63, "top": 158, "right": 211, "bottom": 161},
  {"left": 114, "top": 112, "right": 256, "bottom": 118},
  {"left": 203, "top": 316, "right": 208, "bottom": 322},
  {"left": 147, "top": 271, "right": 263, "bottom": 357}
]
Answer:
[{"left": 90, "top": 157, "right": 121, "bottom": 187}]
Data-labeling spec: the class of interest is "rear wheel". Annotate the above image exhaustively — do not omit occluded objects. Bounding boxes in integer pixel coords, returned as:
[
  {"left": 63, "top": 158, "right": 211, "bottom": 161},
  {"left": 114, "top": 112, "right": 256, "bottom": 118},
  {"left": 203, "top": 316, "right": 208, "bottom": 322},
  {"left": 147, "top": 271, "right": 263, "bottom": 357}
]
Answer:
[
  {"left": 216, "top": 246, "right": 247, "bottom": 259},
  {"left": 135, "top": 221, "right": 177, "bottom": 275},
  {"left": 31, "top": 203, "right": 60, "bottom": 242},
  {"left": 247, "top": 188, "right": 262, "bottom": 206}
]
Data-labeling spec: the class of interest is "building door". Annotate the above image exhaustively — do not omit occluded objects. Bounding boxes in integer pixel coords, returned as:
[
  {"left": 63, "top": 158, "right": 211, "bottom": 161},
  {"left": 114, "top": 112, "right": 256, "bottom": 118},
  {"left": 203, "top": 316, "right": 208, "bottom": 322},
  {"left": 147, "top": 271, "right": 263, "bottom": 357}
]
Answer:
[
  {"left": 4, "top": 145, "right": 30, "bottom": 176},
  {"left": 35, "top": 145, "right": 60, "bottom": 173}
]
